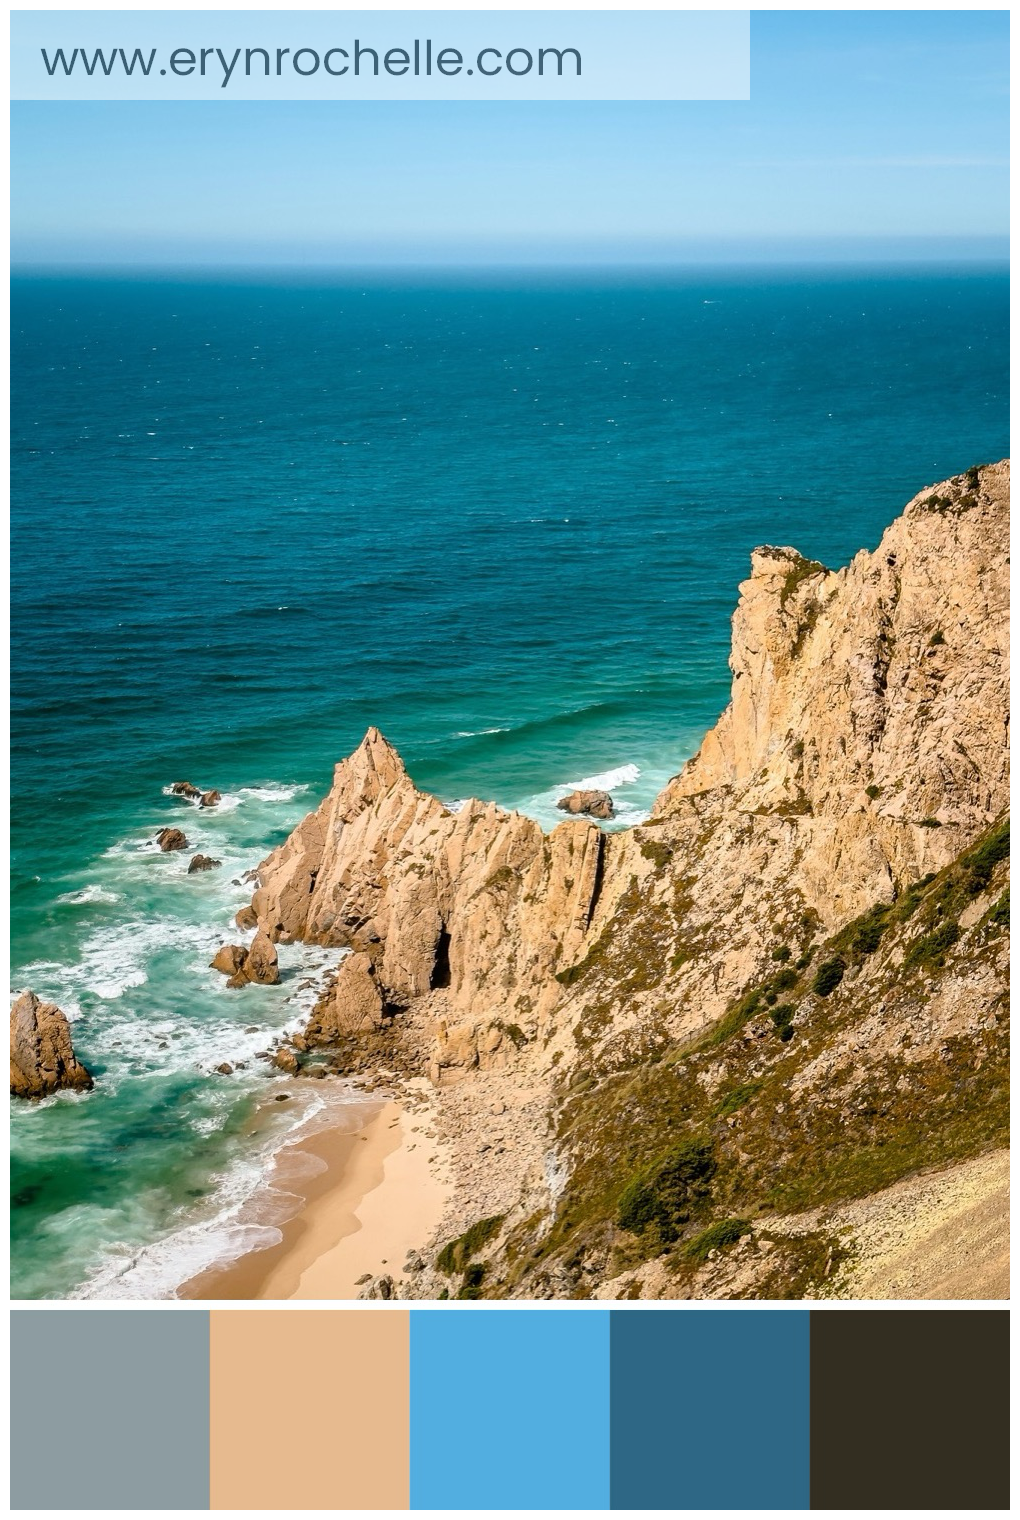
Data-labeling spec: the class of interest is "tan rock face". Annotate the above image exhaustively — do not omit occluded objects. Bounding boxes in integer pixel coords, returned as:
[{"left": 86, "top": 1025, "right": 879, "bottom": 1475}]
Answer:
[
  {"left": 199, "top": 789, "right": 222, "bottom": 809},
  {"left": 656, "top": 461, "right": 1010, "bottom": 922},
  {"left": 210, "top": 934, "right": 280, "bottom": 987},
  {"left": 557, "top": 789, "right": 615, "bottom": 820},
  {"left": 156, "top": 827, "right": 188, "bottom": 853},
  {"left": 244, "top": 462, "right": 1009, "bottom": 1082},
  {"left": 10, "top": 991, "right": 93, "bottom": 1099},
  {"left": 250, "top": 725, "right": 610, "bottom": 1036},
  {"left": 306, "top": 952, "right": 385, "bottom": 1041}
]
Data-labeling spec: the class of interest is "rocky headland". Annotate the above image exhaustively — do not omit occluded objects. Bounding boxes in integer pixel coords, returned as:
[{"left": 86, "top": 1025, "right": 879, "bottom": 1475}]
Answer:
[{"left": 230, "top": 461, "right": 1009, "bottom": 1299}]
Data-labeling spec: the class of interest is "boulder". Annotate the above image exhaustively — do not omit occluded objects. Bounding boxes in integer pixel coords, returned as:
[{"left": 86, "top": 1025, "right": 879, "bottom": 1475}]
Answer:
[
  {"left": 156, "top": 827, "right": 188, "bottom": 853},
  {"left": 358, "top": 1274, "right": 395, "bottom": 1300},
  {"left": 199, "top": 789, "right": 222, "bottom": 809},
  {"left": 188, "top": 854, "right": 221, "bottom": 874},
  {"left": 556, "top": 789, "right": 615, "bottom": 820},
  {"left": 170, "top": 781, "right": 201, "bottom": 799},
  {"left": 211, "top": 944, "right": 248, "bottom": 977},
  {"left": 306, "top": 953, "right": 385, "bottom": 1040},
  {"left": 245, "top": 931, "right": 280, "bottom": 986},
  {"left": 234, "top": 905, "right": 259, "bottom": 932},
  {"left": 272, "top": 1047, "right": 299, "bottom": 1075},
  {"left": 10, "top": 991, "right": 94, "bottom": 1099}
]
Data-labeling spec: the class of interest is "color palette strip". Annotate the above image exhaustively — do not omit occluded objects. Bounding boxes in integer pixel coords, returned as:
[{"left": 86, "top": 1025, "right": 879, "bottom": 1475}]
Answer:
[{"left": 10, "top": 1309, "right": 1009, "bottom": 1511}]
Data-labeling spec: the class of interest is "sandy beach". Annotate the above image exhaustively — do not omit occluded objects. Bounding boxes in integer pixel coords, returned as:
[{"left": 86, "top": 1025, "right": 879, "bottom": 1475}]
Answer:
[{"left": 183, "top": 1093, "right": 450, "bottom": 1300}]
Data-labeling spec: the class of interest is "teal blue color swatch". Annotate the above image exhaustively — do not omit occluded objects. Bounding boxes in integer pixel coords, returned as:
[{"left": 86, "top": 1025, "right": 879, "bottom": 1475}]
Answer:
[
  {"left": 410, "top": 1309, "right": 611, "bottom": 1509},
  {"left": 610, "top": 1309, "right": 810, "bottom": 1509}
]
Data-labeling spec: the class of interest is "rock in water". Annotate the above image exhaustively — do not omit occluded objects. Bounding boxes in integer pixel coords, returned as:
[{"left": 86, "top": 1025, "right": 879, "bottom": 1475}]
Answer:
[
  {"left": 211, "top": 944, "right": 248, "bottom": 977},
  {"left": 170, "top": 781, "right": 201, "bottom": 799},
  {"left": 556, "top": 789, "right": 615, "bottom": 820},
  {"left": 210, "top": 933, "right": 279, "bottom": 987},
  {"left": 188, "top": 854, "right": 221, "bottom": 874},
  {"left": 199, "top": 789, "right": 222, "bottom": 809},
  {"left": 156, "top": 827, "right": 188, "bottom": 852},
  {"left": 245, "top": 930, "right": 280, "bottom": 985},
  {"left": 10, "top": 991, "right": 94, "bottom": 1099},
  {"left": 234, "top": 905, "right": 259, "bottom": 932}
]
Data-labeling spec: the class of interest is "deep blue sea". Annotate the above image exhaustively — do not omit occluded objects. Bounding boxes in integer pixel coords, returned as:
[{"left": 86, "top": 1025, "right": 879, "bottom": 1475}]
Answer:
[{"left": 10, "top": 267, "right": 1009, "bottom": 1297}]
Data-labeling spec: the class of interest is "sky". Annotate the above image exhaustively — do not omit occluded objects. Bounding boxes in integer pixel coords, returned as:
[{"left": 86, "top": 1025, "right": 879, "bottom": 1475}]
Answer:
[{"left": 11, "top": 11, "right": 1009, "bottom": 266}]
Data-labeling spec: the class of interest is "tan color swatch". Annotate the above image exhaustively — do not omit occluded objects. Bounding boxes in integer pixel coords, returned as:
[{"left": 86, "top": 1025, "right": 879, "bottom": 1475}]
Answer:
[{"left": 210, "top": 1309, "right": 410, "bottom": 1510}]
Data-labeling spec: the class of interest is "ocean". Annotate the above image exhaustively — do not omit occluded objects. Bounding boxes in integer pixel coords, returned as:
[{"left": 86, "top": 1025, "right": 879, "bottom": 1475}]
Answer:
[{"left": 10, "top": 266, "right": 1009, "bottom": 1298}]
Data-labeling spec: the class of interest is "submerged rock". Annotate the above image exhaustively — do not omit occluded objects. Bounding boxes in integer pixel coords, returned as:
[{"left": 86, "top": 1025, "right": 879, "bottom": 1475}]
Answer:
[
  {"left": 557, "top": 788, "right": 615, "bottom": 820},
  {"left": 188, "top": 854, "right": 220, "bottom": 874},
  {"left": 10, "top": 991, "right": 94, "bottom": 1099},
  {"left": 156, "top": 827, "right": 188, "bottom": 853}
]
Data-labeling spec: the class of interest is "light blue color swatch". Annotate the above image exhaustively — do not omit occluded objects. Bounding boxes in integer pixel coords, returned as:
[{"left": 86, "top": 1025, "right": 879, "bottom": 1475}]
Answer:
[{"left": 411, "top": 1309, "right": 611, "bottom": 1508}]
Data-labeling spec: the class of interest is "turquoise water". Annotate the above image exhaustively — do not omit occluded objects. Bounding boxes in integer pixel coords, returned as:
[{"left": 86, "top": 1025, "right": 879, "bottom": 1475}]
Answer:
[{"left": 11, "top": 268, "right": 1009, "bottom": 1297}]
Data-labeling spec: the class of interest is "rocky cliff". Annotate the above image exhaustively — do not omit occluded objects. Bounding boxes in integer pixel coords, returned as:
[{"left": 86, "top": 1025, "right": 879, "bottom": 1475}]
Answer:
[{"left": 246, "top": 461, "right": 1009, "bottom": 1298}]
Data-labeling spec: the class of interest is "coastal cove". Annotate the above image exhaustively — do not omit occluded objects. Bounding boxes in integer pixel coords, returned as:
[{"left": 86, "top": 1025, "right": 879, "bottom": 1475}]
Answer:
[{"left": 11, "top": 270, "right": 1009, "bottom": 1299}]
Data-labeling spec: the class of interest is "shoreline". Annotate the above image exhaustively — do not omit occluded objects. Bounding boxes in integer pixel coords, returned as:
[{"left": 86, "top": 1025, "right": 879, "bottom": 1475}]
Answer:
[{"left": 181, "top": 1090, "right": 450, "bottom": 1300}]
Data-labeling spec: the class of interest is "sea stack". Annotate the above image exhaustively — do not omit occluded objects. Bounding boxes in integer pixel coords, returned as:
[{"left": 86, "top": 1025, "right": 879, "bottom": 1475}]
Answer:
[{"left": 10, "top": 991, "right": 94, "bottom": 1099}]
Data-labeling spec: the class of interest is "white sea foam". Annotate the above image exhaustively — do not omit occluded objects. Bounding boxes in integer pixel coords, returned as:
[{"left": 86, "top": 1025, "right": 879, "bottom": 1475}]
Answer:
[
  {"left": 56, "top": 885, "right": 121, "bottom": 906},
  {"left": 565, "top": 761, "right": 641, "bottom": 793},
  {"left": 238, "top": 783, "right": 308, "bottom": 803},
  {"left": 73, "top": 1081, "right": 377, "bottom": 1300},
  {"left": 454, "top": 727, "right": 509, "bottom": 738}
]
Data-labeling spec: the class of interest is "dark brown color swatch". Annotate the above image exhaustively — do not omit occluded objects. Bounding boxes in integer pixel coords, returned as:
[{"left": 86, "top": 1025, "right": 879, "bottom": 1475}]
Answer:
[{"left": 810, "top": 1309, "right": 1009, "bottom": 1510}]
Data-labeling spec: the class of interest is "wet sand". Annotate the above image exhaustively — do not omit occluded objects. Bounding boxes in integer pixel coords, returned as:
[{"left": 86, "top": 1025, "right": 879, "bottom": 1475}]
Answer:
[{"left": 182, "top": 1097, "right": 450, "bottom": 1300}]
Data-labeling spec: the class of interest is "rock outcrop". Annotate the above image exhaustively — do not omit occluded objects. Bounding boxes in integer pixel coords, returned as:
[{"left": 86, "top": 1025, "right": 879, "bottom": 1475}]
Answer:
[
  {"left": 10, "top": 991, "right": 94, "bottom": 1099},
  {"left": 210, "top": 932, "right": 280, "bottom": 988},
  {"left": 156, "top": 827, "right": 188, "bottom": 853},
  {"left": 188, "top": 854, "right": 220, "bottom": 874},
  {"left": 557, "top": 789, "right": 615, "bottom": 820},
  {"left": 237, "top": 463, "right": 1009, "bottom": 1299},
  {"left": 199, "top": 790, "right": 222, "bottom": 809},
  {"left": 170, "top": 781, "right": 201, "bottom": 799}
]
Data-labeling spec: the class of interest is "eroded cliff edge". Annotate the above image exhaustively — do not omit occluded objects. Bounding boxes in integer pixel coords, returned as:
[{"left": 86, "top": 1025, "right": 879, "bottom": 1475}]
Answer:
[{"left": 243, "top": 461, "right": 1009, "bottom": 1298}]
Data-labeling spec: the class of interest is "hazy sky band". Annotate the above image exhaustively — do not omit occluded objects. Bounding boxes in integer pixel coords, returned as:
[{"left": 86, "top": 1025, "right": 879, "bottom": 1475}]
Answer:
[{"left": 11, "top": 12, "right": 1008, "bottom": 267}]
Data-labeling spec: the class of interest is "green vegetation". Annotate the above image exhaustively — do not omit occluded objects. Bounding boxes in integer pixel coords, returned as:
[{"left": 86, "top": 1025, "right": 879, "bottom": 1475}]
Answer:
[
  {"left": 714, "top": 1081, "right": 762, "bottom": 1118},
  {"left": 812, "top": 957, "right": 845, "bottom": 997},
  {"left": 457, "top": 1263, "right": 488, "bottom": 1299},
  {"left": 919, "top": 816, "right": 942, "bottom": 828},
  {"left": 617, "top": 1138, "right": 716, "bottom": 1242},
  {"left": 780, "top": 555, "right": 827, "bottom": 607},
  {"left": 904, "top": 919, "right": 960, "bottom": 970},
  {"left": 639, "top": 838, "right": 674, "bottom": 869},
  {"left": 492, "top": 814, "right": 1009, "bottom": 1299},
  {"left": 964, "top": 819, "right": 1009, "bottom": 893},
  {"left": 435, "top": 1214, "right": 506, "bottom": 1275},
  {"left": 988, "top": 888, "right": 1009, "bottom": 927},
  {"left": 928, "top": 631, "right": 946, "bottom": 647},
  {"left": 684, "top": 1218, "right": 751, "bottom": 1264},
  {"left": 496, "top": 1022, "right": 527, "bottom": 1050},
  {"left": 865, "top": 784, "right": 882, "bottom": 799},
  {"left": 771, "top": 945, "right": 792, "bottom": 963}
]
